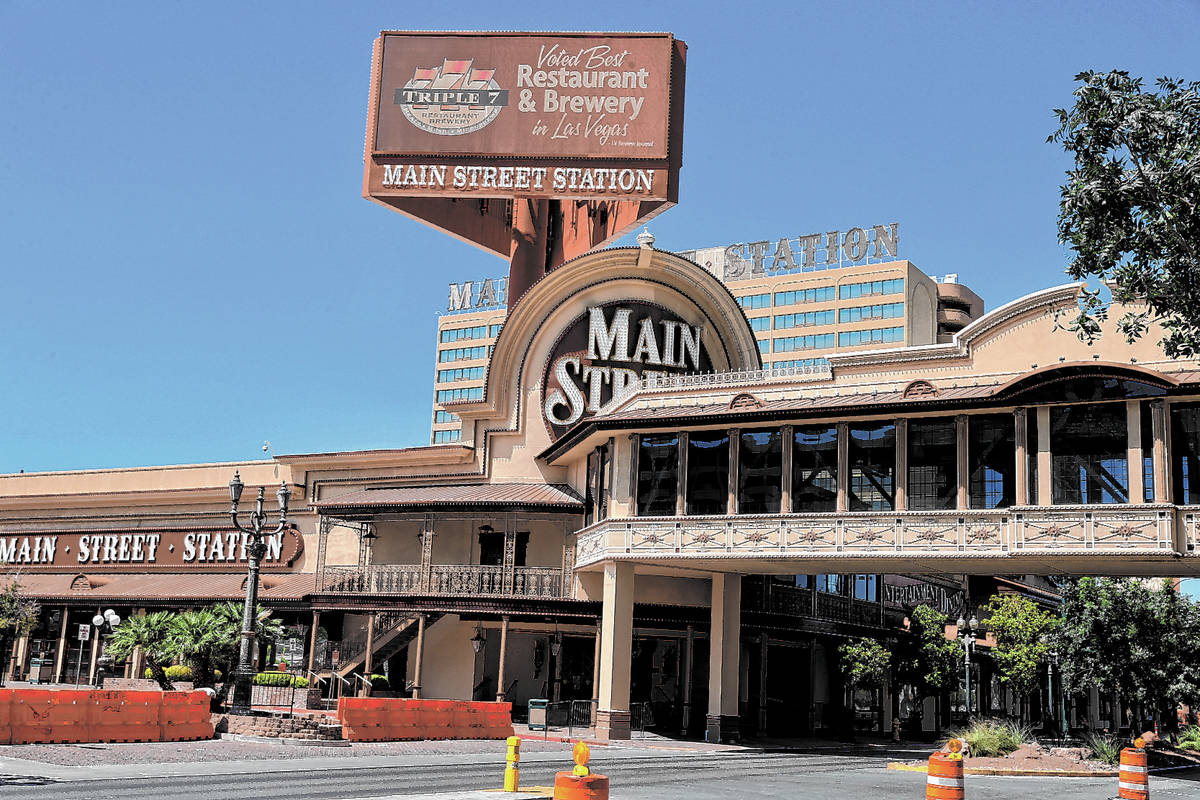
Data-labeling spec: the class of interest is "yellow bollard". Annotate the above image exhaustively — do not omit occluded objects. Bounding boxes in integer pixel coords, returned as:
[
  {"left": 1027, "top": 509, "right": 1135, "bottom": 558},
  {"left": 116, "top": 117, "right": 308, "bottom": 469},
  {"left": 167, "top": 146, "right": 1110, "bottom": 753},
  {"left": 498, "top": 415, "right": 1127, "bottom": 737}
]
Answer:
[{"left": 504, "top": 735, "right": 521, "bottom": 792}]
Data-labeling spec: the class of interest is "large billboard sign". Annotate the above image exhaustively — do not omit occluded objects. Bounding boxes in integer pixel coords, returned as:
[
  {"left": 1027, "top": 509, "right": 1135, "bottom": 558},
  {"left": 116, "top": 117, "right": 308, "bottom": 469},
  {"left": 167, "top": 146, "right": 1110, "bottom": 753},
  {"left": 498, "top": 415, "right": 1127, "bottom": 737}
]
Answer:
[{"left": 363, "top": 31, "right": 686, "bottom": 261}]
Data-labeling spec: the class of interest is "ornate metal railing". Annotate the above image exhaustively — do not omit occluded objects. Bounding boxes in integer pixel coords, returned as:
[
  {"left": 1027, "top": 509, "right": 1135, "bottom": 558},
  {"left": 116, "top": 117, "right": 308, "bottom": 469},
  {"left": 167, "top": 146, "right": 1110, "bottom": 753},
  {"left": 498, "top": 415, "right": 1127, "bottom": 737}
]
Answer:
[
  {"left": 574, "top": 505, "right": 1181, "bottom": 569},
  {"left": 320, "top": 563, "right": 566, "bottom": 599},
  {"left": 744, "top": 581, "right": 885, "bottom": 627}
]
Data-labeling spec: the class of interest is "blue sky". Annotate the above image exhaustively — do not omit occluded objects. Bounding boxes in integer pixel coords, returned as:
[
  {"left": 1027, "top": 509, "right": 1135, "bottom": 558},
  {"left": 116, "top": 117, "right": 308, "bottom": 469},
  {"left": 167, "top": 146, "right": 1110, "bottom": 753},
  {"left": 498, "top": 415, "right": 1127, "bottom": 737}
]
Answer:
[{"left": 0, "top": 4, "right": 1196, "bottom": 460}]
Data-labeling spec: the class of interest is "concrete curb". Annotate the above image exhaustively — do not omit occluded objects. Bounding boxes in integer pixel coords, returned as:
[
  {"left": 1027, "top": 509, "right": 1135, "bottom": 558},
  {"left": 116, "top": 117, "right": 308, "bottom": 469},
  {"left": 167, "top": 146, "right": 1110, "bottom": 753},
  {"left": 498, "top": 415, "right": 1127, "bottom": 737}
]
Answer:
[{"left": 886, "top": 761, "right": 1117, "bottom": 778}]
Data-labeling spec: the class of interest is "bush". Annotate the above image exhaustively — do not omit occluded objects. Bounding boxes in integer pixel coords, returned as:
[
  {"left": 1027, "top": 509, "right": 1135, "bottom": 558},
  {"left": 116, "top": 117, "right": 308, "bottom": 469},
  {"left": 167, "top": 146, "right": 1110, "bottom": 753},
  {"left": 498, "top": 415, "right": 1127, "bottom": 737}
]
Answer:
[
  {"left": 369, "top": 674, "right": 389, "bottom": 691},
  {"left": 1179, "top": 725, "right": 1200, "bottom": 752},
  {"left": 252, "top": 672, "right": 309, "bottom": 688},
  {"left": 948, "top": 718, "right": 1032, "bottom": 758},
  {"left": 1085, "top": 731, "right": 1122, "bottom": 764},
  {"left": 145, "top": 665, "right": 193, "bottom": 682}
]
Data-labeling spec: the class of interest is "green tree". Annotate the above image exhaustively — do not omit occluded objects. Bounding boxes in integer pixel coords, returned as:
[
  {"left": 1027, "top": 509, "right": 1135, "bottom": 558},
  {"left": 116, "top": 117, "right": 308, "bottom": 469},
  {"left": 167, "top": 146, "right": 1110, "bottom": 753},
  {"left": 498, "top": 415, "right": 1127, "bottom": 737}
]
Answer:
[
  {"left": 1056, "top": 577, "right": 1200, "bottom": 734},
  {"left": 202, "top": 602, "right": 285, "bottom": 709},
  {"left": 839, "top": 637, "right": 891, "bottom": 693},
  {"left": 983, "top": 594, "right": 1059, "bottom": 718},
  {"left": 106, "top": 611, "right": 176, "bottom": 689},
  {"left": 1050, "top": 70, "right": 1200, "bottom": 356},
  {"left": 893, "top": 604, "right": 963, "bottom": 728},
  {"left": 0, "top": 577, "right": 40, "bottom": 685},
  {"left": 168, "top": 609, "right": 225, "bottom": 688}
]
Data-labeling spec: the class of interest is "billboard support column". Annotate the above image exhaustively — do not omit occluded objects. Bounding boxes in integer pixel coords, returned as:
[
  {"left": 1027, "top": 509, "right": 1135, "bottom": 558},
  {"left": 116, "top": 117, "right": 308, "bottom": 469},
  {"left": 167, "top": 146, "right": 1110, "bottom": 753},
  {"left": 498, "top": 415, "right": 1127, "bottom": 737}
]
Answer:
[{"left": 507, "top": 197, "right": 549, "bottom": 312}]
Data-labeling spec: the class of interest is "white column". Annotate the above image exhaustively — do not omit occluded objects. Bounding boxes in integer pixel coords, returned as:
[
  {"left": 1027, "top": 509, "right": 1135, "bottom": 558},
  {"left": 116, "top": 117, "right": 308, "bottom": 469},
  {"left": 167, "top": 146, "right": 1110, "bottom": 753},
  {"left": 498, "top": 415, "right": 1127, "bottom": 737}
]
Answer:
[
  {"left": 596, "top": 562, "right": 634, "bottom": 740},
  {"left": 707, "top": 573, "right": 742, "bottom": 742},
  {"left": 1127, "top": 400, "right": 1144, "bottom": 504},
  {"left": 1036, "top": 406, "right": 1052, "bottom": 505}
]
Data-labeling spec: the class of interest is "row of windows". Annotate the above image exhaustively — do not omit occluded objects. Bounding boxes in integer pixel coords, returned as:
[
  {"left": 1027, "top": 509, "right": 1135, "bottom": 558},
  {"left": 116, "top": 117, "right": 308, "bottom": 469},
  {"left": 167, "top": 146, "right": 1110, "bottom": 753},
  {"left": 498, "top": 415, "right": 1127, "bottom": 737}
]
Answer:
[
  {"left": 772, "top": 358, "right": 830, "bottom": 370},
  {"left": 435, "top": 386, "right": 483, "bottom": 403},
  {"left": 738, "top": 293, "right": 771, "bottom": 310},
  {"left": 438, "top": 345, "right": 492, "bottom": 363},
  {"left": 838, "top": 326, "right": 904, "bottom": 347},
  {"left": 432, "top": 429, "right": 461, "bottom": 444},
  {"left": 439, "top": 323, "right": 502, "bottom": 343},
  {"left": 758, "top": 340, "right": 770, "bottom": 354},
  {"left": 839, "top": 278, "right": 904, "bottom": 299},
  {"left": 437, "top": 366, "right": 486, "bottom": 383},
  {"left": 775, "top": 310, "right": 836, "bottom": 329},
  {"left": 748, "top": 316, "right": 771, "bottom": 332},
  {"left": 433, "top": 410, "right": 460, "bottom": 424},
  {"left": 839, "top": 302, "right": 904, "bottom": 324},
  {"left": 773, "top": 333, "right": 836, "bottom": 353},
  {"left": 632, "top": 398, "right": 1200, "bottom": 514},
  {"left": 775, "top": 286, "right": 836, "bottom": 306}
]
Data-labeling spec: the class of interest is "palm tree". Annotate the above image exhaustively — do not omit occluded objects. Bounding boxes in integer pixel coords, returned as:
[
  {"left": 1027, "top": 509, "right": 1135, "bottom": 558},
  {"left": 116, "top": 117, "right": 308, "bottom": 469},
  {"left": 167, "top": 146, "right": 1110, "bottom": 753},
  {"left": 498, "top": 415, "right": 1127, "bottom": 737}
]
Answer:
[
  {"left": 106, "top": 611, "right": 175, "bottom": 689},
  {"left": 206, "top": 602, "right": 285, "bottom": 709},
  {"left": 168, "top": 610, "right": 224, "bottom": 688}
]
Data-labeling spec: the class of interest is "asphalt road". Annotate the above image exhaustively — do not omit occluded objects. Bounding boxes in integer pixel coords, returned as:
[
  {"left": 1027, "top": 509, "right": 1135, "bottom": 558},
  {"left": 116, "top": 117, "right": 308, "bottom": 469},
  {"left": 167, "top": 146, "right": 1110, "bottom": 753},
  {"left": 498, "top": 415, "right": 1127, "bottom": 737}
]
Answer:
[{"left": 2, "top": 750, "right": 1199, "bottom": 800}]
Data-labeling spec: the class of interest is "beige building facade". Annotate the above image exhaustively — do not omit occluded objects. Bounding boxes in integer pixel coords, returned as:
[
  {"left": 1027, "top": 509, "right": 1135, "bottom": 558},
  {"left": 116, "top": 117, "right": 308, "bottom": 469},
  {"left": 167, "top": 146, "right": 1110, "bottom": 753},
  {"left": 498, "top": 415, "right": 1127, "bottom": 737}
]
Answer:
[{"left": 2, "top": 244, "right": 1197, "bottom": 742}]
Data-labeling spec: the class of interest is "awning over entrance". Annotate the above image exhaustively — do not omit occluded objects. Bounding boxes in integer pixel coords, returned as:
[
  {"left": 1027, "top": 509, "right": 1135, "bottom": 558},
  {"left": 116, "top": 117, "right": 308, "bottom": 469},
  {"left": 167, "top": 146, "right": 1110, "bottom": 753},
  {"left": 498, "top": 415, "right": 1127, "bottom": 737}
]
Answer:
[
  {"left": 13, "top": 572, "right": 316, "bottom": 603},
  {"left": 315, "top": 483, "right": 584, "bottom": 516}
]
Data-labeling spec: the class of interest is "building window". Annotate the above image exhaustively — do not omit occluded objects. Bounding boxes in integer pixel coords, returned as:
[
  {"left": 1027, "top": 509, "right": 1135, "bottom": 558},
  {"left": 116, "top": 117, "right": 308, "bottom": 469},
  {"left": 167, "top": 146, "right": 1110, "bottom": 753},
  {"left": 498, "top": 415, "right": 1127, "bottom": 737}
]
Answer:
[
  {"left": 774, "top": 333, "right": 836, "bottom": 353},
  {"left": 637, "top": 434, "right": 679, "bottom": 516},
  {"left": 908, "top": 419, "right": 957, "bottom": 511},
  {"left": 489, "top": 324, "right": 502, "bottom": 337},
  {"left": 758, "top": 339, "right": 771, "bottom": 355},
  {"left": 432, "top": 429, "right": 461, "bottom": 444},
  {"left": 478, "top": 528, "right": 528, "bottom": 566},
  {"left": 838, "top": 302, "right": 904, "bottom": 323},
  {"left": 1141, "top": 402, "right": 1155, "bottom": 502},
  {"left": 815, "top": 574, "right": 847, "bottom": 595},
  {"left": 1028, "top": 409, "right": 1039, "bottom": 503},
  {"left": 774, "top": 286, "right": 835, "bottom": 306},
  {"left": 433, "top": 410, "right": 460, "bottom": 424},
  {"left": 849, "top": 422, "right": 895, "bottom": 511},
  {"left": 437, "top": 366, "right": 486, "bottom": 383},
  {"left": 1172, "top": 403, "right": 1200, "bottom": 504},
  {"left": 853, "top": 574, "right": 878, "bottom": 602},
  {"left": 793, "top": 425, "right": 837, "bottom": 513},
  {"left": 738, "top": 429, "right": 782, "bottom": 514},
  {"left": 585, "top": 450, "right": 598, "bottom": 527},
  {"left": 1051, "top": 403, "right": 1129, "bottom": 504},
  {"left": 436, "top": 387, "right": 483, "bottom": 403},
  {"left": 838, "top": 277, "right": 904, "bottom": 300},
  {"left": 687, "top": 431, "right": 729, "bottom": 515},
  {"left": 968, "top": 414, "right": 1015, "bottom": 509},
  {"left": 440, "top": 324, "right": 495, "bottom": 343},
  {"left": 748, "top": 316, "right": 771, "bottom": 332},
  {"left": 737, "top": 293, "right": 771, "bottom": 310},
  {"left": 838, "top": 326, "right": 904, "bottom": 347},
  {"left": 439, "top": 345, "right": 489, "bottom": 363},
  {"left": 774, "top": 310, "right": 835, "bottom": 329},
  {"left": 773, "top": 358, "right": 829, "bottom": 370}
]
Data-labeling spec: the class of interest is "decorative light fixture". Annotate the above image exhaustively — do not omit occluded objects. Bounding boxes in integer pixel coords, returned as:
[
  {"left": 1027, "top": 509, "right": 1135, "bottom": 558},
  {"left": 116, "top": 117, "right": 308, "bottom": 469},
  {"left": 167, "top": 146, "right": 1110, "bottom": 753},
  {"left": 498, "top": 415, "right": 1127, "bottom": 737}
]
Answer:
[
  {"left": 470, "top": 624, "right": 486, "bottom": 654},
  {"left": 478, "top": 524, "right": 494, "bottom": 536},
  {"left": 361, "top": 526, "right": 378, "bottom": 541}
]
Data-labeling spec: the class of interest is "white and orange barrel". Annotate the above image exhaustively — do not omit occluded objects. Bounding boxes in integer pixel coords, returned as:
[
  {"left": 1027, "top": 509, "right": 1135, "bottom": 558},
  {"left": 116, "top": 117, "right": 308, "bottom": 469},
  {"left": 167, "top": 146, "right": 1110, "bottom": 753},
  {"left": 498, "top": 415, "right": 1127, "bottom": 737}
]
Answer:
[
  {"left": 926, "top": 742, "right": 965, "bottom": 800},
  {"left": 1117, "top": 740, "right": 1149, "bottom": 800}
]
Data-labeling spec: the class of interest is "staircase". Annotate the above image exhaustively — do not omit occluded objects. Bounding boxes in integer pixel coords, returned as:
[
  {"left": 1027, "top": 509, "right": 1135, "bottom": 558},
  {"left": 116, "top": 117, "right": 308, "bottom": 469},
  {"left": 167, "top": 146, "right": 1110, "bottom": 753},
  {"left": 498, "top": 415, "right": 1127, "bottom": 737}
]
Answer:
[{"left": 335, "top": 612, "right": 444, "bottom": 678}]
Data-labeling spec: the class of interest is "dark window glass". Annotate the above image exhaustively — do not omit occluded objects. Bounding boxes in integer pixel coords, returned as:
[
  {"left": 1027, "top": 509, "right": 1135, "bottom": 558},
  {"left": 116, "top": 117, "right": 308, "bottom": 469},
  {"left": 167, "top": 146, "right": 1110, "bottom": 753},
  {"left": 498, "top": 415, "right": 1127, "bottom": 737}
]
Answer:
[
  {"left": 1050, "top": 404, "right": 1129, "bottom": 504},
  {"left": 738, "top": 430, "right": 782, "bottom": 514},
  {"left": 1012, "top": 375, "right": 1166, "bottom": 405},
  {"left": 1028, "top": 410, "right": 1039, "bottom": 504},
  {"left": 849, "top": 423, "right": 895, "bottom": 511},
  {"left": 597, "top": 445, "right": 610, "bottom": 521},
  {"left": 1171, "top": 403, "right": 1200, "bottom": 504},
  {"left": 1141, "top": 403, "right": 1155, "bottom": 502},
  {"left": 969, "top": 414, "right": 1016, "bottom": 509},
  {"left": 584, "top": 451, "right": 597, "bottom": 527},
  {"left": 908, "top": 419, "right": 957, "bottom": 510},
  {"left": 853, "top": 574, "right": 878, "bottom": 601},
  {"left": 478, "top": 528, "right": 503, "bottom": 565},
  {"left": 686, "top": 431, "right": 729, "bottom": 515},
  {"left": 793, "top": 425, "right": 838, "bottom": 512},
  {"left": 637, "top": 434, "right": 679, "bottom": 516},
  {"left": 816, "top": 574, "right": 847, "bottom": 594}
]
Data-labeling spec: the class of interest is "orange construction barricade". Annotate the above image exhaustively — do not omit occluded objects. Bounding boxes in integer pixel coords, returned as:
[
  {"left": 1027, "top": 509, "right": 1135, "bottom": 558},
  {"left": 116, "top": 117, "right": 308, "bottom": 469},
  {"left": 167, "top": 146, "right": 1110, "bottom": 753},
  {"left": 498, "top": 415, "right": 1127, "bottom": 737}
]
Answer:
[
  {"left": 925, "top": 751, "right": 965, "bottom": 800},
  {"left": 1118, "top": 741, "right": 1150, "bottom": 800},
  {"left": 0, "top": 688, "right": 14, "bottom": 745},
  {"left": 159, "top": 690, "right": 214, "bottom": 742}
]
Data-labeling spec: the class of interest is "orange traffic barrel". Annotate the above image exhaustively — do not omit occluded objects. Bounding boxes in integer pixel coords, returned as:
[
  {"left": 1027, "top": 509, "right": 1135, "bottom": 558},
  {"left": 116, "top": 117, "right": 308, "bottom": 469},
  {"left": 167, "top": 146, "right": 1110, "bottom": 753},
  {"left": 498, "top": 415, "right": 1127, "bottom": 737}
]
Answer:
[
  {"left": 1118, "top": 745, "right": 1149, "bottom": 800},
  {"left": 552, "top": 772, "right": 609, "bottom": 800},
  {"left": 925, "top": 752, "right": 964, "bottom": 800}
]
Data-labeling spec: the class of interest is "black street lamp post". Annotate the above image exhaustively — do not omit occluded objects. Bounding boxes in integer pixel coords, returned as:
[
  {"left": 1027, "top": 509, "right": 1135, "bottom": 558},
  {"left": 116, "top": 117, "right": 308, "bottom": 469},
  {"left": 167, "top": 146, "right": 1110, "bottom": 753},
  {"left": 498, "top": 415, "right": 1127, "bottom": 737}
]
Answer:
[
  {"left": 956, "top": 614, "right": 979, "bottom": 722},
  {"left": 228, "top": 471, "right": 290, "bottom": 714}
]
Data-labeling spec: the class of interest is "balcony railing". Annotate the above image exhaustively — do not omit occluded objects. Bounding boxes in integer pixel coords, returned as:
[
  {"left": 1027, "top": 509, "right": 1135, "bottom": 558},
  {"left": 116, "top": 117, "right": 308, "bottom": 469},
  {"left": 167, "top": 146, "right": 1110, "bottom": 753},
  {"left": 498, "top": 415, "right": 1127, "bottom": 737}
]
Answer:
[
  {"left": 575, "top": 505, "right": 1182, "bottom": 569},
  {"left": 743, "top": 581, "right": 884, "bottom": 627},
  {"left": 319, "top": 563, "right": 566, "bottom": 599}
]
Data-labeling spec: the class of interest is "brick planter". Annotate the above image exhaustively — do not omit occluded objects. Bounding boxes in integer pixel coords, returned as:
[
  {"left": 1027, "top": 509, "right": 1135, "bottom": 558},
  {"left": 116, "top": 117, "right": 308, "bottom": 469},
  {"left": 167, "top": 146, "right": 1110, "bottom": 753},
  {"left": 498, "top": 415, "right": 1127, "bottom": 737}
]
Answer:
[{"left": 212, "top": 713, "right": 343, "bottom": 741}]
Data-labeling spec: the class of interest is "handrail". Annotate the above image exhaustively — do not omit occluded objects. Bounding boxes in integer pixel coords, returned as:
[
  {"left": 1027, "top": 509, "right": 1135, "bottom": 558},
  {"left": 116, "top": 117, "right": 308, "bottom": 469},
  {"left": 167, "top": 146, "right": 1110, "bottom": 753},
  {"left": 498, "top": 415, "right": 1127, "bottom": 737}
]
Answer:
[{"left": 352, "top": 673, "right": 373, "bottom": 693}]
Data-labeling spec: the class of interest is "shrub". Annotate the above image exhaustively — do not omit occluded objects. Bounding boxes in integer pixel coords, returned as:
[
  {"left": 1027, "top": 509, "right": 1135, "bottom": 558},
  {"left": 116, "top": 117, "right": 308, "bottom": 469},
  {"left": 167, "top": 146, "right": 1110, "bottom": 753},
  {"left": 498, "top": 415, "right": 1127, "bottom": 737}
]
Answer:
[
  {"left": 948, "top": 718, "right": 1032, "bottom": 757},
  {"left": 252, "top": 672, "right": 309, "bottom": 688},
  {"left": 369, "top": 674, "right": 389, "bottom": 691},
  {"left": 1085, "top": 731, "right": 1122, "bottom": 764},
  {"left": 145, "top": 665, "right": 193, "bottom": 682},
  {"left": 1180, "top": 725, "right": 1200, "bottom": 752}
]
